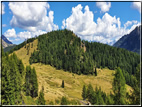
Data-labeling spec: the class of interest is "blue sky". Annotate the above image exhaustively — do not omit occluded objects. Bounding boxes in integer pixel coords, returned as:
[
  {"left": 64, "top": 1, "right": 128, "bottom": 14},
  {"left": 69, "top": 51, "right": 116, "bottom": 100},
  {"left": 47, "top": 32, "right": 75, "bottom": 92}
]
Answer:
[{"left": 1, "top": 1, "right": 141, "bottom": 45}]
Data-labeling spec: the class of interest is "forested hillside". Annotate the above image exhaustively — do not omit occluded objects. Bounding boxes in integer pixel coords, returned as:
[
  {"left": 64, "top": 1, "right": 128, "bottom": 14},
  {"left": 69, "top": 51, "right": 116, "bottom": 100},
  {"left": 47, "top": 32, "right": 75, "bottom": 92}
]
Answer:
[
  {"left": 1, "top": 47, "right": 39, "bottom": 105},
  {"left": 29, "top": 29, "right": 140, "bottom": 87},
  {"left": 2, "top": 48, "right": 24, "bottom": 104},
  {"left": 2, "top": 29, "right": 140, "bottom": 105}
]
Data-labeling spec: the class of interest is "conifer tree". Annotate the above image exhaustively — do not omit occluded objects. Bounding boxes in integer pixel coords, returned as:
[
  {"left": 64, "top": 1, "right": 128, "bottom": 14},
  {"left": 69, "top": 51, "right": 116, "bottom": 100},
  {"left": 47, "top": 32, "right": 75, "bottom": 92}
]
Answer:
[
  {"left": 82, "top": 85, "right": 87, "bottom": 100},
  {"left": 131, "top": 64, "right": 140, "bottom": 105},
  {"left": 95, "top": 68, "right": 97, "bottom": 76},
  {"left": 61, "top": 80, "right": 64, "bottom": 88},
  {"left": 113, "top": 67, "right": 126, "bottom": 105},
  {"left": 25, "top": 66, "right": 31, "bottom": 96},
  {"left": 61, "top": 96, "right": 68, "bottom": 105},
  {"left": 96, "top": 91, "right": 105, "bottom": 105},
  {"left": 31, "top": 67, "right": 38, "bottom": 97},
  {"left": 18, "top": 59, "right": 24, "bottom": 75},
  {"left": 38, "top": 86, "right": 45, "bottom": 105},
  {"left": 87, "top": 84, "right": 94, "bottom": 101},
  {"left": 25, "top": 66, "right": 38, "bottom": 97}
]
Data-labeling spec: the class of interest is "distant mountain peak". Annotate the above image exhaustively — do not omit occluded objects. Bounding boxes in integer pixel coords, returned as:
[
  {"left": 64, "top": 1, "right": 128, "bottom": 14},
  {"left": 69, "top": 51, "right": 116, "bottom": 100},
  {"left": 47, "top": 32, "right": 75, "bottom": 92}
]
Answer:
[
  {"left": 1, "top": 35, "right": 15, "bottom": 49},
  {"left": 113, "top": 25, "right": 141, "bottom": 54},
  {"left": 2, "top": 35, "right": 13, "bottom": 44}
]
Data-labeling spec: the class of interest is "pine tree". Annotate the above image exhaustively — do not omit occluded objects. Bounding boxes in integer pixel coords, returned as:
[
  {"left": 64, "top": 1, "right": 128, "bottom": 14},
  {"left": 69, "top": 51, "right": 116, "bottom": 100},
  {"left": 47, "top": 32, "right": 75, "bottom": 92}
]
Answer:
[
  {"left": 131, "top": 64, "right": 140, "bottom": 104},
  {"left": 25, "top": 66, "right": 38, "bottom": 97},
  {"left": 96, "top": 91, "right": 105, "bottom": 105},
  {"left": 61, "top": 96, "right": 68, "bottom": 105},
  {"left": 113, "top": 67, "right": 126, "bottom": 105},
  {"left": 61, "top": 80, "right": 64, "bottom": 88},
  {"left": 95, "top": 68, "right": 97, "bottom": 76},
  {"left": 87, "top": 84, "right": 94, "bottom": 101},
  {"left": 82, "top": 85, "right": 87, "bottom": 100},
  {"left": 25, "top": 66, "right": 31, "bottom": 96},
  {"left": 18, "top": 59, "right": 24, "bottom": 75},
  {"left": 38, "top": 86, "right": 45, "bottom": 105},
  {"left": 105, "top": 95, "right": 114, "bottom": 105},
  {"left": 31, "top": 67, "right": 38, "bottom": 97}
]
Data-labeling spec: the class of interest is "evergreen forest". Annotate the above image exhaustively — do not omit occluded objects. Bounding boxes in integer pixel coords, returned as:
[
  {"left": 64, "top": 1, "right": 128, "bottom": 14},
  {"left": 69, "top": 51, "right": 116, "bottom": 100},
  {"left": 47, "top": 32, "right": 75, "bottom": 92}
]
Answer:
[
  {"left": 29, "top": 29, "right": 140, "bottom": 87},
  {"left": 1, "top": 47, "right": 39, "bottom": 105}
]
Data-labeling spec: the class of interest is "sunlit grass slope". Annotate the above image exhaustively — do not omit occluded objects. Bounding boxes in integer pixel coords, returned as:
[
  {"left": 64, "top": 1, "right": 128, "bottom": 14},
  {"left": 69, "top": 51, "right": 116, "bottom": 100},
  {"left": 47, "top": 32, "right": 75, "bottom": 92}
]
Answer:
[{"left": 13, "top": 39, "right": 133, "bottom": 104}]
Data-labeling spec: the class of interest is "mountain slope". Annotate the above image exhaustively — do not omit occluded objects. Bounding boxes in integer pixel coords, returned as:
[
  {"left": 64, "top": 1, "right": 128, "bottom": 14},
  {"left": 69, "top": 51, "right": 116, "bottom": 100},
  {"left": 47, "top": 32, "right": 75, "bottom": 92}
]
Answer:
[
  {"left": 2, "top": 35, "right": 13, "bottom": 44},
  {"left": 1, "top": 35, "right": 16, "bottom": 49},
  {"left": 113, "top": 25, "right": 141, "bottom": 54},
  {"left": 12, "top": 39, "right": 133, "bottom": 104},
  {"left": 3, "top": 45, "right": 16, "bottom": 52}
]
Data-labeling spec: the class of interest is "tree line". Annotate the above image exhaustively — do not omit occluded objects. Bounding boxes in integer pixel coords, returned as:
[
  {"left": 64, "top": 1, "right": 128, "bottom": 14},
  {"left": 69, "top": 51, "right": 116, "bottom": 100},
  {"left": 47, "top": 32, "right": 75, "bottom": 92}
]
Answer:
[{"left": 8, "top": 37, "right": 36, "bottom": 54}]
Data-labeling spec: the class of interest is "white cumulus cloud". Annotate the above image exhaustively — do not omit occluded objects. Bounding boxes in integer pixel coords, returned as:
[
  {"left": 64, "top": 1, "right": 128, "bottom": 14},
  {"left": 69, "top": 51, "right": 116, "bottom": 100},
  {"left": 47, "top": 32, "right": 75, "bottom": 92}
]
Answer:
[
  {"left": 4, "top": 28, "right": 47, "bottom": 42},
  {"left": 4, "top": 28, "right": 17, "bottom": 38},
  {"left": 96, "top": 2, "right": 111, "bottom": 13},
  {"left": 62, "top": 4, "right": 140, "bottom": 45},
  {"left": 17, "top": 30, "right": 47, "bottom": 40},
  {"left": 9, "top": 2, "right": 58, "bottom": 32},
  {"left": 132, "top": 1, "right": 141, "bottom": 13},
  {"left": 62, "top": 4, "right": 97, "bottom": 40}
]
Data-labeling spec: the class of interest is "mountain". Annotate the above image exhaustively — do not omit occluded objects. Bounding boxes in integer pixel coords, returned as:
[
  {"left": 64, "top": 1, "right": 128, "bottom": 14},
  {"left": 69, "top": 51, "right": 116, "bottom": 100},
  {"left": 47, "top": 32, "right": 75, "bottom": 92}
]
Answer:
[
  {"left": 113, "top": 25, "right": 141, "bottom": 54},
  {"left": 2, "top": 35, "right": 13, "bottom": 44},
  {"left": 3, "top": 45, "right": 16, "bottom": 52},
  {"left": 1, "top": 35, "right": 16, "bottom": 50},
  {"left": 1, "top": 39, "right": 12, "bottom": 48}
]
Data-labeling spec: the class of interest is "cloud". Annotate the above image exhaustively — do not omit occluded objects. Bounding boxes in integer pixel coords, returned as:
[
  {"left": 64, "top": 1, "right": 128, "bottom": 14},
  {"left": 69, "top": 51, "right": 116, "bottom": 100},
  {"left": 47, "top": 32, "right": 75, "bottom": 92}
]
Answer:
[
  {"left": 2, "top": 24, "right": 7, "bottom": 27},
  {"left": 96, "top": 2, "right": 111, "bottom": 13},
  {"left": 4, "top": 28, "right": 17, "bottom": 38},
  {"left": 10, "top": 38, "right": 21, "bottom": 42},
  {"left": 4, "top": 28, "right": 47, "bottom": 42},
  {"left": 132, "top": 1, "right": 141, "bottom": 13},
  {"left": 9, "top": 2, "right": 58, "bottom": 32},
  {"left": 62, "top": 19, "right": 66, "bottom": 29},
  {"left": 1, "top": 3, "right": 5, "bottom": 14},
  {"left": 62, "top": 4, "right": 97, "bottom": 37},
  {"left": 62, "top": 4, "right": 140, "bottom": 45},
  {"left": 17, "top": 30, "right": 47, "bottom": 40}
]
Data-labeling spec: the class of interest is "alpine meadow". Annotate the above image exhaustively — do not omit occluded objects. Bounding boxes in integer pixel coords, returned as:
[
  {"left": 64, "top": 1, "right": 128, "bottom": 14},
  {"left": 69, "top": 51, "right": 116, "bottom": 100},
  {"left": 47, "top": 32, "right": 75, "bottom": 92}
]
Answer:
[{"left": 1, "top": 1, "right": 141, "bottom": 106}]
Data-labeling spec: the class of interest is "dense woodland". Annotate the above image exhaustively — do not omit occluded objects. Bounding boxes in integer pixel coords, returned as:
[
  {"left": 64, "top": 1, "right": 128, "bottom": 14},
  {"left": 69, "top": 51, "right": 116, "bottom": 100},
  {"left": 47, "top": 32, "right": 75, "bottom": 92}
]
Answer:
[
  {"left": 29, "top": 29, "right": 140, "bottom": 87},
  {"left": 2, "top": 48, "right": 24, "bottom": 104},
  {"left": 1, "top": 47, "right": 39, "bottom": 105}
]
